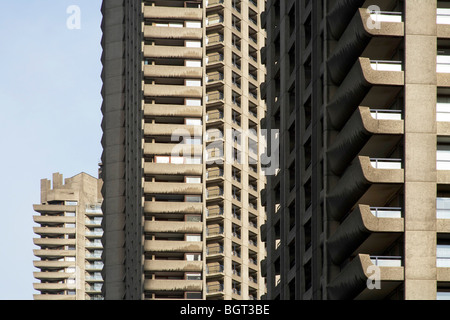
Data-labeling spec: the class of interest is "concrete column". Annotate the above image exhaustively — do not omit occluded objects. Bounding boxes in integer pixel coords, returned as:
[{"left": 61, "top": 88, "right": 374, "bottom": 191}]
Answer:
[{"left": 404, "top": 0, "right": 437, "bottom": 300}]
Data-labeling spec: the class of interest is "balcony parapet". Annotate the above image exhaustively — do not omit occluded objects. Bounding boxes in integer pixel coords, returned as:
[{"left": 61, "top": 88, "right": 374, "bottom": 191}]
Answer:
[
  {"left": 144, "top": 143, "right": 203, "bottom": 156},
  {"left": 327, "top": 204, "right": 404, "bottom": 265},
  {"left": 144, "top": 123, "right": 202, "bottom": 137},
  {"left": 144, "top": 240, "right": 203, "bottom": 253},
  {"left": 143, "top": 65, "right": 203, "bottom": 79},
  {"left": 327, "top": 0, "right": 366, "bottom": 40},
  {"left": 144, "top": 84, "right": 202, "bottom": 98},
  {"left": 328, "top": 8, "right": 403, "bottom": 85},
  {"left": 143, "top": 6, "right": 202, "bottom": 21},
  {"left": 144, "top": 182, "right": 202, "bottom": 195},
  {"left": 327, "top": 156, "right": 404, "bottom": 221},
  {"left": 144, "top": 45, "right": 202, "bottom": 60},
  {"left": 144, "top": 104, "right": 202, "bottom": 118},
  {"left": 144, "top": 260, "right": 202, "bottom": 272},
  {"left": 327, "top": 254, "right": 404, "bottom": 300},
  {"left": 144, "top": 163, "right": 202, "bottom": 176},
  {"left": 328, "top": 106, "right": 403, "bottom": 175},
  {"left": 144, "top": 26, "right": 203, "bottom": 40},
  {"left": 144, "top": 201, "right": 202, "bottom": 215},
  {"left": 327, "top": 57, "right": 404, "bottom": 130},
  {"left": 144, "top": 279, "right": 202, "bottom": 292},
  {"left": 144, "top": 221, "right": 203, "bottom": 234}
]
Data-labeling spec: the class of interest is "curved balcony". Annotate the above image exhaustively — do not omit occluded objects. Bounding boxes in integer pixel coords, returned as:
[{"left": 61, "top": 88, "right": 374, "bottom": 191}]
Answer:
[
  {"left": 144, "top": 279, "right": 202, "bottom": 292},
  {"left": 327, "top": 57, "right": 404, "bottom": 130},
  {"left": 33, "top": 283, "right": 72, "bottom": 292},
  {"left": 143, "top": 6, "right": 202, "bottom": 21},
  {"left": 143, "top": 26, "right": 203, "bottom": 40},
  {"left": 33, "top": 227, "right": 75, "bottom": 236},
  {"left": 328, "top": 106, "right": 403, "bottom": 175},
  {"left": 33, "top": 260, "right": 75, "bottom": 269},
  {"left": 327, "top": 0, "right": 366, "bottom": 40},
  {"left": 144, "top": 84, "right": 202, "bottom": 99},
  {"left": 144, "top": 143, "right": 203, "bottom": 157},
  {"left": 33, "top": 294, "right": 75, "bottom": 301},
  {"left": 144, "top": 104, "right": 202, "bottom": 118},
  {"left": 144, "top": 221, "right": 203, "bottom": 234},
  {"left": 144, "top": 201, "right": 202, "bottom": 215},
  {"left": 328, "top": 8, "right": 403, "bottom": 85},
  {"left": 144, "top": 45, "right": 202, "bottom": 60},
  {"left": 143, "top": 65, "right": 203, "bottom": 79},
  {"left": 33, "top": 238, "right": 76, "bottom": 248},
  {"left": 144, "top": 260, "right": 202, "bottom": 272},
  {"left": 327, "top": 156, "right": 404, "bottom": 221},
  {"left": 144, "top": 182, "right": 202, "bottom": 195},
  {"left": 144, "top": 123, "right": 202, "bottom": 137},
  {"left": 327, "top": 254, "right": 404, "bottom": 300},
  {"left": 33, "top": 215, "right": 76, "bottom": 225},
  {"left": 33, "top": 204, "right": 76, "bottom": 214},
  {"left": 144, "top": 240, "right": 202, "bottom": 253},
  {"left": 327, "top": 204, "right": 403, "bottom": 265},
  {"left": 144, "top": 163, "right": 202, "bottom": 176},
  {"left": 33, "top": 272, "right": 72, "bottom": 281}
]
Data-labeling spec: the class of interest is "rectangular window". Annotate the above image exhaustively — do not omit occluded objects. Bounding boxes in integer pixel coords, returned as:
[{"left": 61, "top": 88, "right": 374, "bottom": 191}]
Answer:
[
  {"left": 186, "top": 253, "right": 202, "bottom": 261},
  {"left": 186, "top": 41, "right": 201, "bottom": 48},
  {"left": 186, "top": 98, "right": 202, "bottom": 106},
  {"left": 186, "top": 60, "right": 202, "bottom": 67},
  {"left": 186, "top": 79, "right": 201, "bottom": 87},
  {"left": 186, "top": 273, "right": 202, "bottom": 280},
  {"left": 186, "top": 21, "right": 201, "bottom": 28},
  {"left": 185, "top": 118, "right": 202, "bottom": 125},
  {"left": 185, "top": 177, "right": 201, "bottom": 184},
  {"left": 185, "top": 195, "right": 201, "bottom": 203},
  {"left": 186, "top": 234, "right": 201, "bottom": 242}
]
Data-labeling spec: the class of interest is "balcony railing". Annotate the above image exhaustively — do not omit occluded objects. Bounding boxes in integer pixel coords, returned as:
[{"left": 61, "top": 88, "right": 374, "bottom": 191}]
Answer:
[
  {"left": 370, "top": 256, "right": 402, "bottom": 267},
  {"left": 370, "top": 60, "right": 403, "bottom": 71},
  {"left": 206, "top": 111, "right": 224, "bottom": 122},
  {"left": 206, "top": 0, "right": 224, "bottom": 7},
  {"left": 206, "top": 207, "right": 224, "bottom": 218},
  {"left": 369, "top": 11, "right": 403, "bottom": 23},
  {"left": 206, "top": 15, "right": 224, "bottom": 26},
  {"left": 370, "top": 207, "right": 402, "bottom": 218},
  {"left": 370, "top": 158, "right": 402, "bottom": 169},
  {"left": 370, "top": 109, "right": 402, "bottom": 120},
  {"left": 206, "top": 53, "right": 224, "bottom": 65}
]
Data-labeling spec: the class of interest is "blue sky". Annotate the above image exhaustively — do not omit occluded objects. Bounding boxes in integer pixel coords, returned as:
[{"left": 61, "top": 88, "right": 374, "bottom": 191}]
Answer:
[{"left": 0, "top": 1, "right": 103, "bottom": 299}]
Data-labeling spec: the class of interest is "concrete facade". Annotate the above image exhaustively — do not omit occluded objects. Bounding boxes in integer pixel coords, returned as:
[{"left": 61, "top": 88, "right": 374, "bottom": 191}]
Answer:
[
  {"left": 261, "top": 0, "right": 450, "bottom": 300},
  {"left": 32, "top": 172, "right": 103, "bottom": 300},
  {"left": 101, "top": 0, "right": 266, "bottom": 300}
]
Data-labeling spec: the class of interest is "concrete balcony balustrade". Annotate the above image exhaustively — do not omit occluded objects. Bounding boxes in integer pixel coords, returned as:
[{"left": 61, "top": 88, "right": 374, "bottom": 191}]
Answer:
[
  {"left": 144, "top": 162, "right": 202, "bottom": 176},
  {"left": 144, "top": 181, "right": 203, "bottom": 195},
  {"left": 327, "top": 156, "right": 404, "bottom": 221},
  {"left": 144, "top": 279, "right": 202, "bottom": 292},
  {"left": 144, "top": 201, "right": 203, "bottom": 215},
  {"left": 144, "top": 220, "right": 203, "bottom": 234},
  {"left": 143, "top": 6, "right": 202, "bottom": 21},
  {"left": 327, "top": 57, "right": 404, "bottom": 130},
  {"left": 143, "top": 65, "right": 203, "bottom": 79},
  {"left": 144, "top": 240, "right": 203, "bottom": 253},
  {"left": 327, "top": 204, "right": 404, "bottom": 265},
  {"left": 144, "top": 26, "right": 203, "bottom": 40},
  {"left": 144, "top": 123, "right": 202, "bottom": 137},
  {"left": 327, "top": 106, "right": 404, "bottom": 175},
  {"left": 144, "top": 142, "right": 203, "bottom": 157},
  {"left": 144, "top": 45, "right": 202, "bottom": 60},
  {"left": 327, "top": 254, "right": 404, "bottom": 300},
  {"left": 144, "top": 260, "right": 203, "bottom": 272},
  {"left": 144, "top": 104, "right": 202, "bottom": 118},
  {"left": 144, "top": 84, "right": 202, "bottom": 99},
  {"left": 328, "top": 8, "right": 404, "bottom": 84}
]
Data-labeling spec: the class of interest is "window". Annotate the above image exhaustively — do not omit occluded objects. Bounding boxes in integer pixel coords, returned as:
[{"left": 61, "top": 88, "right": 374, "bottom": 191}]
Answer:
[
  {"left": 186, "top": 253, "right": 202, "bottom": 261},
  {"left": 186, "top": 273, "right": 202, "bottom": 280},
  {"left": 185, "top": 195, "right": 201, "bottom": 202},
  {"left": 186, "top": 79, "right": 201, "bottom": 87},
  {"left": 186, "top": 40, "right": 201, "bottom": 48},
  {"left": 437, "top": 244, "right": 450, "bottom": 267},
  {"left": 185, "top": 118, "right": 202, "bottom": 125},
  {"left": 186, "top": 234, "right": 202, "bottom": 242},
  {"left": 186, "top": 98, "right": 202, "bottom": 106},
  {"left": 186, "top": 60, "right": 202, "bottom": 67},
  {"left": 186, "top": 292, "right": 202, "bottom": 299},
  {"left": 186, "top": 21, "right": 201, "bottom": 28},
  {"left": 185, "top": 177, "right": 201, "bottom": 184}
]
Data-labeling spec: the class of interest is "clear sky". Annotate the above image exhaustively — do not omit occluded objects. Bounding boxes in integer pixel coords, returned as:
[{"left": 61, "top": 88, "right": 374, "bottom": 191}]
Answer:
[{"left": 0, "top": 0, "right": 103, "bottom": 299}]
